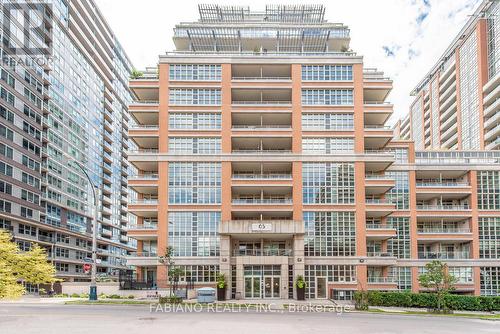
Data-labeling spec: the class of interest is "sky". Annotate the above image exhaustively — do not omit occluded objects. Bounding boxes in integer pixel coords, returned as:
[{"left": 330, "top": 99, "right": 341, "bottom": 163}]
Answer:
[{"left": 95, "top": 0, "right": 481, "bottom": 124}]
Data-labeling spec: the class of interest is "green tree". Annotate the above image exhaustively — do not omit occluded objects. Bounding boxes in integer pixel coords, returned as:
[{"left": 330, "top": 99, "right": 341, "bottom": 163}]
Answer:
[
  {"left": 418, "top": 260, "right": 457, "bottom": 312},
  {"left": 130, "top": 69, "right": 143, "bottom": 79},
  {"left": 158, "top": 246, "right": 175, "bottom": 296},
  {"left": 0, "top": 230, "right": 57, "bottom": 299}
]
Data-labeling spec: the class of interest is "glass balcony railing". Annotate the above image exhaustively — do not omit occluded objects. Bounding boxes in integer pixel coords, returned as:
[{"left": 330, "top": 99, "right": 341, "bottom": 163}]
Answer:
[
  {"left": 232, "top": 198, "right": 293, "bottom": 204},
  {"left": 367, "top": 277, "right": 397, "bottom": 283},
  {"left": 417, "top": 227, "right": 471, "bottom": 234},
  {"left": 232, "top": 173, "right": 292, "bottom": 179},
  {"left": 417, "top": 204, "right": 470, "bottom": 210},
  {"left": 233, "top": 249, "right": 293, "bottom": 256},
  {"left": 418, "top": 251, "right": 470, "bottom": 260}
]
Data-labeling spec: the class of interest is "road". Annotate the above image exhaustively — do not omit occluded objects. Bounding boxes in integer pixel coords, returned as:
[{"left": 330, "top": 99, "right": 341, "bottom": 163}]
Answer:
[{"left": 0, "top": 303, "right": 498, "bottom": 334}]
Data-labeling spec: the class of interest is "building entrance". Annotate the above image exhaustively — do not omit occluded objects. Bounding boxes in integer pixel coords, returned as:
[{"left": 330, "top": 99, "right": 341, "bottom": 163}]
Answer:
[{"left": 244, "top": 265, "right": 281, "bottom": 299}]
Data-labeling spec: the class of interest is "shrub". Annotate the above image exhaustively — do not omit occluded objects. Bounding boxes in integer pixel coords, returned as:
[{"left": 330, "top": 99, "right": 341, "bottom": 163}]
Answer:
[
  {"left": 360, "top": 291, "right": 500, "bottom": 312},
  {"left": 159, "top": 296, "right": 182, "bottom": 304},
  {"left": 128, "top": 295, "right": 135, "bottom": 299}
]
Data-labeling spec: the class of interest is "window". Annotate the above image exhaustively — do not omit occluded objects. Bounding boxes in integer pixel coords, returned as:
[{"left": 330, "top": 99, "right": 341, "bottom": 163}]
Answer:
[
  {"left": 22, "top": 138, "right": 40, "bottom": 156},
  {"left": 22, "top": 155, "right": 41, "bottom": 172},
  {"left": 169, "top": 112, "right": 221, "bottom": 130},
  {"left": 0, "top": 105, "right": 14, "bottom": 123},
  {"left": 303, "top": 211, "right": 356, "bottom": 256},
  {"left": 479, "top": 217, "right": 500, "bottom": 259},
  {"left": 55, "top": 247, "right": 70, "bottom": 258},
  {"left": 168, "top": 137, "right": 221, "bottom": 154},
  {"left": 302, "top": 113, "right": 353, "bottom": 130},
  {"left": 22, "top": 172, "right": 40, "bottom": 189},
  {"left": 390, "top": 148, "right": 409, "bottom": 164},
  {"left": 302, "top": 137, "right": 354, "bottom": 154},
  {"left": 0, "top": 200, "right": 12, "bottom": 213},
  {"left": 305, "top": 265, "right": 356, "bottom": 298},
  {"left": 0, "top": 124, "right": 14, "bottom": 141},
  {"left": 386, "top": 171, "right": 410, "bottom": 209},
  {"left": 1, "top": 69, "right": 15, "bottom": 87},
  {"left": 24, "top": 87, "right": 42, "bottom": 109},
  {"left": 168, "top": 211, "right": 220, "bottom": 256},
  {"left": 21, "top": 207, "right": 34, "bottom": 218},
  {"left": 480, "top": 267, "right": 500, "bottom": 296},
  {"left": 477, "top": 171, "right": 500, "bottom": 210},
  {"left": 23, "top": 121, "right": 41, "bottom": 140},
  {"left": 449, "top": 267, "right": 473, "bottom": 283},
  {"left": 23, "top": 105, "right": 42, "bottom": 125},
  {"left": 18, "top": 223, "right": 36, "bottom": 236},
  {"left": 21, "top": 189, "right": 40, "bottom": 204},
  {"left": 392, "top": 267, "right": 412, "bottom": 291},
  {"left": 0, "top": 161, "right": 13, "bottom": 177},
  {"left": 387, "top": 217, "right": 411, "bottom": 259},
  {"left": 0, "top": 143, "right": 13, "bottom": 159},
  {"left": 0, "top": 85, "right": 14, "bottom": 105},
  {"left": 168, "top": 162, "right": 221, "bottom": 204},
  {"left": 302, "top": 163, "right": 355, "bottom": 204},
  {"left": 302, "top": 89, "right": 353, "bottom": 105},
  {"left": 0, "top": 180, "right": 12, "bottom": 195},
  {"left": 174, "top": 265, "right": 220, "bottom": 283},
  {"left": 55, "top": 263, "right": 69, "bottom": 272},
  {"left": 169, "top": 89, "right": 221, "bottom": 105},
  {"left": 169, "top": 64, "right": 221, "bottom": 81},
  {"left": 302, "top": 65, "right": 353, "bottom": 81}
]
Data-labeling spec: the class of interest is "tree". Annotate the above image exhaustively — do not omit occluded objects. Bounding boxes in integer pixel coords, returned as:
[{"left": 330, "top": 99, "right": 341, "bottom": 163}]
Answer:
[
  {"left": 158, "top": 246, "right": 175, "bottom": 297},
  {"left": 0, "top": 230, "right": 57, "bottom": 299},
  {"left": 418, "top": 260, "right": 457, "bottom": 312},
  {"left": 130, "top": 69, "right": 143, "bottom": 79}
]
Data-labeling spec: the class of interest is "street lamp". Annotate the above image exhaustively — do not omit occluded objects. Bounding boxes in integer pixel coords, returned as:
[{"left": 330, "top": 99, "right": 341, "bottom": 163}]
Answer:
[{"left": 65, "top": 156, "right": 99, "bottom": 301}]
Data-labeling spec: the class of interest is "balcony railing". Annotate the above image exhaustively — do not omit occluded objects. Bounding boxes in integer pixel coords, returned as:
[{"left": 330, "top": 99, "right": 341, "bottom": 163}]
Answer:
[
  {"left": 127, "top": 223, "right": 158, "bottom": 230},
  {"left": 232, "top": 149, "right": 292, "bottom": 154},
  {"left": 128, "top": 252, "right": 157, "bottom": 257},
  {"left": 232, "top": 173, "right": 292, "bottom": 179},
  {"left": 233, "top": 249, "right": 293, "bottom": 256},
  {"left": 232, "top": 125, "right": 292, "bottom": 129},
  {"left": 130, "top": 100, "right": 159, "bottom": 105},
  {"left": 418, "top": 251, "right": 470, "bottom": 260},
  {"left": 365, "top": 174, "right": 392, "bottom": 180},
  {"left": 232, "top": 100, "right": 292, "bottom": 105},
  {"left": 366, "top": 224, "right": 395, "bottom": 230},
  {"left": 417, "top": 204, "right": 470, "bottom": 210},
  {"left": 416, "top": 181, "right": 470, "bottom": 187},
  {"left": 232, "top": 76, "right": 291, "bottom": 81},
  {"left": 129, "top": 125, "right": 159, "bottom": 130},
  {"left": 365, "top": 198, "right": 393, "bottom": 204},
  {"left": 128, "top": 149, "right": 159, "bottom": 154},
  {"left": 364, "top": 125, "right": 392, "bottom": 130},
  {"left": 232, "top": 198, "right": 293, "bottom": 204},
  {"left": 129, "top": 199, "right": 158, "bottom": 205},
  {"left": 129, "top": 174, "right": 159, "bottom": 180},
  {"left": 417, "top": 227, "right": 471, "bottom": 234},
  {"left": 366, "top": 252, "right": 394, "bottom": 257},
  {"left": 367, "top": 277, "right": 397, "bottom": 284}
]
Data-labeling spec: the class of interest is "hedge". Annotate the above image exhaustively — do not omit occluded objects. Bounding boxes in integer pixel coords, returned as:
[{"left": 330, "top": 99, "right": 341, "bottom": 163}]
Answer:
[{"left": 355, "top": 291, "right": 500, "bottom": 312}]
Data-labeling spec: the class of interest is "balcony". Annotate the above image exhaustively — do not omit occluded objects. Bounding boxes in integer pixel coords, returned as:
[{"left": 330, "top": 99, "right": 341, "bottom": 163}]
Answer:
[
  {"left": 128, "top": 199, "right": 158, "bottom": 217},
  {"left": 232, "top": 173, "right": 292, "bottom": 180},
  {"left": 232, "top": 137, "right": 292, "bottom": 154},
  {"left": 232, "top": 89, "right": 292, "bottom": 107},
  {"left": 129, "top": 70, "right": 159, "bottom": 102},
  {"left": 365, "top": 199, "right": 396, "bottom": 218},
  {"left": 365, "top": 252, "right": 397, "bottom": 266},
  {"left": 129, "top": 101, "right": 159, "bottom": 125},
  {"left": 126, "top": 221, "right": 158, "bottom": 241},
  {"left": 231, "top": 64, "right": 291, "bottom": 84},
  {"left": 366, "top": 224, "right": 398, "bottom": 240},
  {"left": 364, "top": 125, "right": 393, "bottom": 149},
  {"left": 363, "top": 150, "right": 396, "bottom": 172},
  {"left": 126, "top": 251, "right": 158, "bottom": 266},
  {"left": 128, "top": 173, "right": 158, "bottom": 195},
  {"left": 417, "top": 225, "right": 472, "bottom": 242},
  {"left": 231, "top": 197, "right": 293, "bottom": 205},
  {"left": 418, "top": 251, "right": 470, "bottom": 260},
  {"left": 220, "top": 220, "right": 304, "bottom": 236},
  {"left": 365, "top": 174, "right": 395, "bottom": 195},
  {"left": 233, "top": 249, "right": 293, "bottom": 256}
]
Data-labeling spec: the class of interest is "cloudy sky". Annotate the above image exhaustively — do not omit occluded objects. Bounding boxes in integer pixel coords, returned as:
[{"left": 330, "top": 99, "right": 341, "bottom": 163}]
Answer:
[{"left": 95, "top": 0, "right": 481, "bottom": 124}]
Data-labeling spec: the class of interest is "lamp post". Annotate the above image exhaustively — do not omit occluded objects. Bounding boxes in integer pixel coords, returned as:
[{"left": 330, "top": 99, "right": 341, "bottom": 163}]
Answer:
[{"left": 66, "top": 157, "right": 99, "bottom": 301}]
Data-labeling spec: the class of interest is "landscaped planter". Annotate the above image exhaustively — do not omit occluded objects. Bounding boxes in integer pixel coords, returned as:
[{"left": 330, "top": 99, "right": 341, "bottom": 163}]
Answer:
[
  {"left": 217, "top": 287, "right": 226, "bottom": 301},
  {"left": 296, "top": 287, "right": 305, "bottom": 300}
]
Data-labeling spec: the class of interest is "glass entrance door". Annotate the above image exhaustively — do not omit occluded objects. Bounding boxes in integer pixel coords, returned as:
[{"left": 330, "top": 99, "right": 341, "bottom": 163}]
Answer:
[
  {"left": 264, "top": 276, "right": 280, "bottom": 298},
  {"left": 316, "top": 277, "right": 327, "bottom": 299},
  {"left": 245, "top": 276, "right": 261, "bottom": 298}
]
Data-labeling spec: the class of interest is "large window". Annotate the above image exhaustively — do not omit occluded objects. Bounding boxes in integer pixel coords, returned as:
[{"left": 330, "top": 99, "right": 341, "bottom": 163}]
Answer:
[
  {"left": 302, "top": 138, "right": 354, "bottom": 154},
  {"left": 168, "top": 137, "right": 221, "bottom": 154},
  {"left": 303, "top": 163, "right": 355, "bottom": 204},
  {"left": 304, "top": 265, "right": 356, "bottom": 299},
  {"left": 174, "top": 265, "right": 220, "bottom": 283},
  {"left": 477, "top": 171, "right": 500, "bottom": 210},
  {"left": 168, "top": 162, "right": 221, "bottom": 204},
  {"left": 386, "top": 171, "right": 410, "bottom": 210},
  {"left": 302, "top": 65, "right": 353, "bottom": 81},
  {"left": 169, "top": 112, "right": 221, "bottom": 130},
  {"left": 169, "top": 64, "right": 221, "bottom": 81},
  {"left": 302, "top": 89, "right": 353, "bottom": 105},
  {"left": 169, "top": 89, "right": 221, "bottom": 105},
  {"left": 303, "top": 211, "right": 356, "bottom": 257},
  {"left": 479, "top": 217, "right": 500, "bottom": 259},
  {"left": 168, "top": 211, "right": 220, "bottom": 257},
  {"left": 449, "top": 267, "right": 473, "bottom": 283},
  {"left": 387, "top": 217, "right": 411, "bottom": 259},
  {"left": 480, "top": 267, "right": 500, "bottom": 296},
  {"left": 302, "top": 113, "right": 353, "bottom": 130}
]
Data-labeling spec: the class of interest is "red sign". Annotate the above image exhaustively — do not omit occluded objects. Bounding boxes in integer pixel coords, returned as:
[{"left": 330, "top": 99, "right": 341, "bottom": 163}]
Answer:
[{"left": 83, "top": 263, "right": 91, "bottom": 273}]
